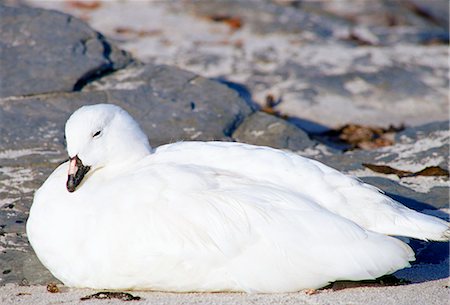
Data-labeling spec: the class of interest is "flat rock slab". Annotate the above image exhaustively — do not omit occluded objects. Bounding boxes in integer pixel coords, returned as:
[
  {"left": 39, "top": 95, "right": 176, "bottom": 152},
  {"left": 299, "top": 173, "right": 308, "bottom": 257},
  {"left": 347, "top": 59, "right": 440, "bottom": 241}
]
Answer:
[{"left": 0, "top": 4, "right": 132, "bottom": 98}]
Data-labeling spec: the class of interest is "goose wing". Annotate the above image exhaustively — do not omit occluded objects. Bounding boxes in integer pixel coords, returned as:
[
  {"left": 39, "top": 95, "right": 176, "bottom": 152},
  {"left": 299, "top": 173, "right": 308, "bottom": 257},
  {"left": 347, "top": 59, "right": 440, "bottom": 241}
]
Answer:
[
  {"left": 154, "top": 142, "right": 449, "bottom": 241},
  {"left": 102, "top": 163, "right": 414, "bottom": 292}
]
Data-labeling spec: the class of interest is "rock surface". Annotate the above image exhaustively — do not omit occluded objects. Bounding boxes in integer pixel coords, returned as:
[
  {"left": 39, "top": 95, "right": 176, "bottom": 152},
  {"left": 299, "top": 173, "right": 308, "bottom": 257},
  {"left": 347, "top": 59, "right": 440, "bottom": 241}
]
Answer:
[
  {"left": 232, "top": 112, "right": 317, "bottom": 151},
  {"left": 84, "top": 63, "right": 253, "bottom": 146},
  {"left": 0, "top": 1, "right": 448, "bottom": 296},
  {"left": 0, "top": 4, "right": 132, "bottom": 98},
  {"left": 316, "top": 120, "right": 450, "bottom": 210},
  {"left": 22, "top": 0, "right": 449, "bottom": 129}
]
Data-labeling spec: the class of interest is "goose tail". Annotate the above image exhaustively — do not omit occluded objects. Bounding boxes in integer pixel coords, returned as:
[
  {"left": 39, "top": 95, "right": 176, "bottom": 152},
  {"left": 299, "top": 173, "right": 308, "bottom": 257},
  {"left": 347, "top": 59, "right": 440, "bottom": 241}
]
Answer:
[{"left": 388, "top": 210, "right": 450, "bottom": 242}]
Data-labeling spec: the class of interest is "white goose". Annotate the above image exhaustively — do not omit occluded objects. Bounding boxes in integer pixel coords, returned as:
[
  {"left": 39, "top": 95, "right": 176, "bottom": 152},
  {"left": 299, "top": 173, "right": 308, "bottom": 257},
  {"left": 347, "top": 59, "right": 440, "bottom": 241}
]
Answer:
[{"left": 27, "top": 104, "right": 449, "bottom": 292}]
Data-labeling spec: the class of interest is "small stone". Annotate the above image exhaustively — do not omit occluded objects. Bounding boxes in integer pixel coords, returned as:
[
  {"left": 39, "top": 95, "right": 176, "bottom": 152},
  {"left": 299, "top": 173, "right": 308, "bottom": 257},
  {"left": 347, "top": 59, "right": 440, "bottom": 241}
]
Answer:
[
  {"left": 232, "top": 112, "right": 317, "bottom": 151},
  {"left": 46, "top": 283, "right": 60, "bottom": 293},
  {"left": 304, "top": 288, "right": 318, "bottom": 295}
]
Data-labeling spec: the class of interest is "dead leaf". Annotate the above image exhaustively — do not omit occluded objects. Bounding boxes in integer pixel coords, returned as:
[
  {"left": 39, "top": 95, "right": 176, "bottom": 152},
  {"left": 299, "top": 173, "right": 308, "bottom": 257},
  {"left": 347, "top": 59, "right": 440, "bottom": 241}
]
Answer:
[
  {"left": 363, "top": 164, "right": 449, "bottom": 178},
  {"left": 411, "top": 166, "right": 449, "bottom": 177},
  {"left": 320, "top": 124, "right": 403, "bottom": 150},
  {"left": 261, "top": 94, "right": 288, "bottom": 118},
  {"left": 114, "top": 27, "right": 135, "bottom": 35},
  {"left": 16, "top": 292, "right": 31, "bottom": 296},
  {"left": 233, "top": 39, "right": 244, "bottom": 48},
  {"left": 80, "top": 291, "right": 141, "bottom": 301},
  {"left": 265, "top": 94, "right": 277, "bottom": 108},
  {"left": 363, "top": 163, "right": 412, "bottom": 177},
  {"left": 67, "top": 0, "right": 101, "bottom": 10},
  {"left": 114, "top": 27, "right": 162, "bottom": 37},
  {"left": 207, "top": 15, "right": 243, "bottom": 31}
]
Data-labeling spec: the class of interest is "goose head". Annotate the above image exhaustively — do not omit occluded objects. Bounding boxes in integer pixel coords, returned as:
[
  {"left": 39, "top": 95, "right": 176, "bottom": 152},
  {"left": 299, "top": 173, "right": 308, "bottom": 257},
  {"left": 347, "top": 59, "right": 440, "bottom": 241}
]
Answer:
[{"left": 64, "top": 104, "right": 152, "bottom": 192}]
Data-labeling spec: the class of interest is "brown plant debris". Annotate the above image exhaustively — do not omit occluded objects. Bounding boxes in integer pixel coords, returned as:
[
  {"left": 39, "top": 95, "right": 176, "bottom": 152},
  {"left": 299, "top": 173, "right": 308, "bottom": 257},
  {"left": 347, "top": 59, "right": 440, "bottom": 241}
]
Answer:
[
  {"left": 413, "top": 166, "right": 450, "bottom": 177},
  {"left": 363, "top": 164, "right": 449, "bottom": 178},
  {"left": 16, "top": 292, "right": 31, "bottom": 296},
  {"left": 46, "top": 283, "right": 60, "bottom": 293},
  {"left": 19, "top": 278, "right": 29, "bottom": 286},
  {"left": 321, "top": 124, "right": 404, "bottom": 150},
  {"left": 67, "top": 0, "right": 102, "bottom": 10},
  {"left": 347, "top": 31, "right": 376, "bottom": 46},
  {"left": 330, "top": 275, "right": 410, "bottom": 291},
  {"left": 114, "top": 27, "right": 162, "bottom": 37},
  {"left": 408, "top": 2, "right": 442, "bottom": 26},
  {"left": 80, "top": 291, "right": 141, "bottom": 301},
  {"left": 207, "top": 15, "right": 243, "bottom": 31},
  {"left": 261, "top": 94, "right": 287, "bottom": 118}
]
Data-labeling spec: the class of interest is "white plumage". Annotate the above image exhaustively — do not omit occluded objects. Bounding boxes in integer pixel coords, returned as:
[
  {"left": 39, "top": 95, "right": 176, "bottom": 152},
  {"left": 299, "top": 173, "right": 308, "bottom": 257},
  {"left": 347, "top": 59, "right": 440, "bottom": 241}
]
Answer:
[{"left": 27, "top": 104, "right": 449, "bottom": 292}]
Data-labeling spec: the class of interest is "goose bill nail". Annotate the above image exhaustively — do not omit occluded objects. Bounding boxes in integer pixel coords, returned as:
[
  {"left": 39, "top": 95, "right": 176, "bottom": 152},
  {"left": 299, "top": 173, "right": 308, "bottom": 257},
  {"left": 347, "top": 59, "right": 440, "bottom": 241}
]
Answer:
[{"left": 66, "top": 156, "right": 90, "bottom": 192}]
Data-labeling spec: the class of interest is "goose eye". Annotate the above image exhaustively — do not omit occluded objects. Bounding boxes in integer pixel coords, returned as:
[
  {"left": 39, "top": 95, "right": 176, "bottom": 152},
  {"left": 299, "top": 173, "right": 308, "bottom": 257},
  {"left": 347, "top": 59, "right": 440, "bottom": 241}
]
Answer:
[{"left": 93, "top": 130, "right": 101, "bottom": 138}]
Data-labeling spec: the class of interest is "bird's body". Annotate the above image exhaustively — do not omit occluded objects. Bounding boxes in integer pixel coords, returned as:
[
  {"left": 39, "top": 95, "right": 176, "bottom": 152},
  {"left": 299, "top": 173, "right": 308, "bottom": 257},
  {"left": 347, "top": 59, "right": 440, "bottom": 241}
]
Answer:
[{"left": 27, "top": 104, "right": 449, "bottom": 292}]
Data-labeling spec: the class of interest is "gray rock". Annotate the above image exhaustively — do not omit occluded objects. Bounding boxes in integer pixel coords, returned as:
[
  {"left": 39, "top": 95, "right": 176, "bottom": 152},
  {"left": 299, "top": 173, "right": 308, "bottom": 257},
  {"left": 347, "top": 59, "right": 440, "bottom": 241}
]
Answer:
[
  {"left": 182, "top": 0, "right": 342, "bottom": 39},
  {"left": 19, "top": 0, "right": 449, "bottom": 129},
  {"left": 299, "top": 0, "right": 448, "bottom": 30},
  {"left": 0, "top": 4, "right": 132, "bottom": 98},
  {"left": 408, "top": 0, "right": 449, "bottom": 30},
  {"left": 0, "top": 91, "right": 108, "bottom": 153},
  {"left": 232, "top": 111, "right": 317, "bottom": 151},
  {"left": 1, "top": 63, "right": 253, "bottom": 149},
  {"left": 0, "top": 249, "right": 58, "bottom": 286},
  {"left": 130, "top": 1, "right": 448, "bottom": 129},
  {"left": 182, "top": 0, "right": 449, "bottom": 46},
  {"left": 360, "top": 177, "right": 449, "bottom": 211},
  {"left": 395, "top": 120, "right": 449, "bottom": 142},
  {"left": 261, "top": 46, "right": 449, "bottom": 131},
  {"left": 84, "top": 63, "right": 253, "bottom": 146}
]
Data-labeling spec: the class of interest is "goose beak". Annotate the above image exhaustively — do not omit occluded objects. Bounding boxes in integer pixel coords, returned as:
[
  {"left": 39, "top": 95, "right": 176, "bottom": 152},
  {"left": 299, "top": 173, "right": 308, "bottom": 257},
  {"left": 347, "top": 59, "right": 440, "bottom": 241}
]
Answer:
[{"left": 66, "top": 155, "right": 90, "bottom": 192}]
